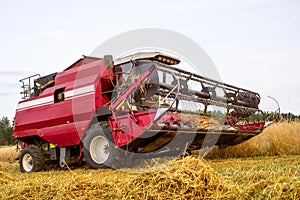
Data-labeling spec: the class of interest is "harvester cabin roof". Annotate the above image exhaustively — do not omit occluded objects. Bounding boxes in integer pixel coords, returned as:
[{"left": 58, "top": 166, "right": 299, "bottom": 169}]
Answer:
[
  {"left": 63, "top": 52, "right": 180, "bottom": 72},
  {"left": 114, "top": 52, "right": 180, "bottom": 66}
]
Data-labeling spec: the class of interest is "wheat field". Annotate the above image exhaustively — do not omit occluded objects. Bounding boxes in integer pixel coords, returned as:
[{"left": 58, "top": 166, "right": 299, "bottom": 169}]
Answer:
[
  {"left": 0, "top": 146, "right": 19, "bottom": 163},
  {"left": 207, "top": 121, "right": 300, "bottom": 158},
  {"left": 0, "top": 121, "right": 299, "bottom": 199}
]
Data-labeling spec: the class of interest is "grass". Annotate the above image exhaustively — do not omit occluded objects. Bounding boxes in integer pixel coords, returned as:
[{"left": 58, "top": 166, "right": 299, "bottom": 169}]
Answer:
[{"left": 209, "top": 155, "right": 300, "bottom": 199}]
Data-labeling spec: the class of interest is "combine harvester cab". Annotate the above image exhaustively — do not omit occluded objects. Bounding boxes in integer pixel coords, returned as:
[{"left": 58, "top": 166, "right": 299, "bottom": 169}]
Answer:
[{"left": 14, "top": 52, "right": 267, "bottom": 172}]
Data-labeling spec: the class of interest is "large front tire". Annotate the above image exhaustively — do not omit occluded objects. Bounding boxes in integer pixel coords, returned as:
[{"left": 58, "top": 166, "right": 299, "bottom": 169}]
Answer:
[
  {"left": 19, "top": 145, "right": 45, "bottom": 173},
  {"left": 82, "top": 123, "right": 116, "bottom": 169}
]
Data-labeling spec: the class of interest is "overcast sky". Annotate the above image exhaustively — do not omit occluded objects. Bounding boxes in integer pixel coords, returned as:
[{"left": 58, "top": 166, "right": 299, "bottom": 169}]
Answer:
[{"left": 0, "top": 0, "right": 299, "bottom": 120}]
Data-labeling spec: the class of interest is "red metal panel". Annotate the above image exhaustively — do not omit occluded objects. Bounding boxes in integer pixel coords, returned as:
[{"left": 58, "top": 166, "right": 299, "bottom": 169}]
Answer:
[
  {"left": 14, "top": 58, "right": 114, "bottom": 146},
  {"left": 109, "top": 110, "right": 157, "bottom": 147},
  {"left": 37, "top": 120, "right": 91, "bottom": 147},
  {"left": 235, "top": 122, "right": 265, "bottom": 132}
]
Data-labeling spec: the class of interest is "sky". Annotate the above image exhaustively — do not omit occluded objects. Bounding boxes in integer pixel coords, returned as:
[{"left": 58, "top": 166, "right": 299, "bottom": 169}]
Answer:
[{"left": 0, "top": 0, "right": 299, "bottom": 120}]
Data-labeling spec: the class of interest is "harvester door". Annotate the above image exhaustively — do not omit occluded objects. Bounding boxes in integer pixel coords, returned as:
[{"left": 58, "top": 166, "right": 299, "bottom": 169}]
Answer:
[{"left": 109, "top": 63, "right": 158, "bottom": 146}]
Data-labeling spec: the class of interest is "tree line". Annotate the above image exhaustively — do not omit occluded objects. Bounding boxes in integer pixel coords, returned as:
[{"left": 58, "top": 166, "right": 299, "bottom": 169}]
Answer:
[
  {"left": 0, "top": 117, "right": 16, "bottom": 146},
  {"left": 247, "top": 112, "right": 300, "bottom": 122}
]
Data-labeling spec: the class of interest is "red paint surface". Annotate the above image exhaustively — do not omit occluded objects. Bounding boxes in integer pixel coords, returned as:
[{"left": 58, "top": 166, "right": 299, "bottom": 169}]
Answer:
[{"left": 14, "top": 59, "right": 114, "bottom": 147}]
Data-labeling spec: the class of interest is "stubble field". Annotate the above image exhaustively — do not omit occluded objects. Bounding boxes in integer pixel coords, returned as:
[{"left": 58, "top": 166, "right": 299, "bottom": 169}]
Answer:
[{"left": 0, "top": 121, "right": 299, "bottom": 199}]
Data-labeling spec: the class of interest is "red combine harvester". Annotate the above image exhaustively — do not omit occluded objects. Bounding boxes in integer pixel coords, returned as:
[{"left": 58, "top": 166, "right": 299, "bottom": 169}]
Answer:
[{"left": 14, "top": 52, "right": 267, "bottom": 172}]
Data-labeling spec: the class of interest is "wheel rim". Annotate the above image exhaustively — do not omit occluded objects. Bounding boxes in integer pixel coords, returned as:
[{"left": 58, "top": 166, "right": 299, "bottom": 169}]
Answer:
[
  {"left": 22, "top": 153, "right": 34, "bottom": 172},
  {"left": 90, "top": 135, "right": 110, "bottom": 164}
]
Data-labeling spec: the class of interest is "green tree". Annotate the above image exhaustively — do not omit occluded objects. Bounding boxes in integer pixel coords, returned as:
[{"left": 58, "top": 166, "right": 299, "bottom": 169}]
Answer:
[{"left": 0, "top": 117, "right": 15, "bottom": 145}]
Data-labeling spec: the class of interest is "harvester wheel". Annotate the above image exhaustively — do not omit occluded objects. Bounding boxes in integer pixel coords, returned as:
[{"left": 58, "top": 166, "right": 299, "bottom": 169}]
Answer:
[
  {"left": 19, "top": 145, "right": 45, "bottom": 172},
  {"left": 83, "top": 123, "right": 116, "bottom": 169}
]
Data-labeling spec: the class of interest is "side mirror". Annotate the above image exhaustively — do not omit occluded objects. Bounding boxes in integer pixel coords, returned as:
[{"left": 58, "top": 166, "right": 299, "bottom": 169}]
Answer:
[{"left": 104, "top": 55, "right": 113, "bottom": 69}]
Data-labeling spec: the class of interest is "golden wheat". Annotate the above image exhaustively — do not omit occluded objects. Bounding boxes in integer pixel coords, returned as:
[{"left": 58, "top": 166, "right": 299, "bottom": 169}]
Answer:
[
  {"left": 0, "top": 155, "right": 299, "bottom": 199},
  {"left": 0, "top": 146, "right": 19, "bottom": 163},
  {"left": 207, "top": 121, "right": 300, "bottom": 158},
  {"left": 0, "top": 157, "right": 237, "bottom": 199}
]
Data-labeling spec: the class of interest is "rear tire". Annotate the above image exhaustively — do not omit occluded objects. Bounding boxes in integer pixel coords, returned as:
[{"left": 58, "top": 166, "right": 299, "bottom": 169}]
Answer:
[
  {"left": 19, "top": 145, "right": 45, "bottom": 172},
  {"left": 82, "top": 123, "right": 116, "bottom": 169}
]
